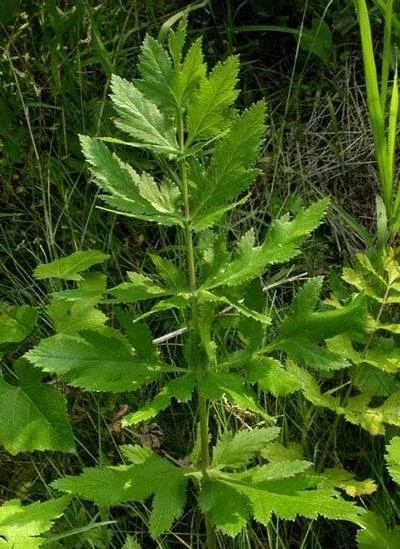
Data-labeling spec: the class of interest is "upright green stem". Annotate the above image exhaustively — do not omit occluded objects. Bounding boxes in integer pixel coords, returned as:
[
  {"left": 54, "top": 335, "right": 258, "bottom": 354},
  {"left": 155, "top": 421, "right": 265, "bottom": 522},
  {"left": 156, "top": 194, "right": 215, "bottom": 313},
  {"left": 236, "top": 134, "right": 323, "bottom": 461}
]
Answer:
[{"left": 179, "top": 120, "right": 216, "bottom": 549}]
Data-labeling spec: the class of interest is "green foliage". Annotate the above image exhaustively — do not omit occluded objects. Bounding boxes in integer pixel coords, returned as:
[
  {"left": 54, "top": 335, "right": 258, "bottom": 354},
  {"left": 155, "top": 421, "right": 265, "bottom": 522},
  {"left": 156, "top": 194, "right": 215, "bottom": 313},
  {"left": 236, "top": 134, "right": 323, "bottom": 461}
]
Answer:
[
  {"left": 385, "top": 436, "right": 400, "bottom": 484},
  {"left": 53, "top": 447, "right": 187, "bottom": 539},
  {"left": 0, "top": 360, "right": 74, "bottom": 454},
  {"left": 26, "top": 329, "right": 181, "bottom": 392},
  {"left": 3, "top": 14, "right": 372, "bottom": 548},
  {"left": 34, "top": 250, "right": 109, "bottom": 281},
  {"left": 357, "top": 511, "right": 400, "bottom": 549},
  {"left": 0, "top": 496, "right": 70, "bottom": 548},
  {"left": 212, "top": 427, "right": 280, "bottom": 469},
  {"left": 287, "top": 248, "right": 400, "bottom": 436},
  {"left": 0, "top": 303, "right": 38, "bottom": 345}
]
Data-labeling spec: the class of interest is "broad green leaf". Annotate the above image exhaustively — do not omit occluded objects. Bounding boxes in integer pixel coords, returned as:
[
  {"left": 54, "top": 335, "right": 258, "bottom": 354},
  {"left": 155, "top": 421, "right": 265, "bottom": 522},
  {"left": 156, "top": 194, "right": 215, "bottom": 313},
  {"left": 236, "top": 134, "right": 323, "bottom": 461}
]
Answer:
[
  {"left": 200, "top": 479, "right": 249, "bottom": 536},
  {"left": 80, "top": 136, "right": 182, "bottom": 225},
  {"left": 203, "top": 471, "right": 361, "bottom": 536},
  {"left": 0, "top": 304, "right": 38, "bottom": 345},
  {"left": 357, "top": 511, "right": 400, "bottom": 549},
  {"left": 186, "top": 56, "right": 239, "bottom": 143},
  {"left": 34, "top": 250, "right": 109, "bottom": 281},
  {"left": 47, "top": 297, "right": 107, "bottom": 336},
  {"left": 53, "top": 453, "right": 187, "bottom": 539},
  {"left": 134, "top": 294, "right": 191, "bottom": 323},
  {"left": 136, "top": 35, "right": 174, "bottom": 108},
  {"left": 200, "top": 371, "right": 271, "bottom": 421},
  {"left": 290, "top": 276, "right": 323, "bottom": 314},
  {"left": 0, "top": 360, "right": 74, "bottom": 454},
  {"left": 261, "top": 441, "right": 304, "bottom": 463},
  {"left": 110, "top": 75, "right": 179, "bottom": 155},
  {"left": 191, "top": 102, "right": 266, "bottom": 227},
  {"left": 25, "top": 329, "right": 181, "bottom": 392},
  {"left": 247, "top": 358, "right": 301, "bottom": 396},
  {"left": 351, "top": 363, "right": 397, "bottom": 396},
  {"left": 204, "top": 200, "right": 329, "bottom": 289},
  {"left": 385, "top": 436, "right": 400, "bottom": 484},
  {"left": 0, "top": 496, "right": 71, "bottom": 549},
  {"left": 122, "top": 372, "right": 196, "bottom": 426},
  {"left": 53, "top": 272, "right": 107, "bottom": 301},
  {"left": 212, "top": 427, "right": 280, "bottom": 469},
  {"left": 108, "top": 272, "right": 170, "bottom": 303},
  {"left": 342, "top": 268, "right": 382, "bottom": 301},
  {"left": 48, "top": 274, "right": 108, "bottom": 335}
]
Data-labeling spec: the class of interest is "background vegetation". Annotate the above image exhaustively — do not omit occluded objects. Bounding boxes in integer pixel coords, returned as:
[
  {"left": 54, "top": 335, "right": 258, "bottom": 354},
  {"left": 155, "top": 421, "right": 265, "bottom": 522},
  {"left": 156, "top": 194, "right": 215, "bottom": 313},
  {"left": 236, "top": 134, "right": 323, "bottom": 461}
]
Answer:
[{"left": 1, "top": 1, "right": 399, "bottom": 547}]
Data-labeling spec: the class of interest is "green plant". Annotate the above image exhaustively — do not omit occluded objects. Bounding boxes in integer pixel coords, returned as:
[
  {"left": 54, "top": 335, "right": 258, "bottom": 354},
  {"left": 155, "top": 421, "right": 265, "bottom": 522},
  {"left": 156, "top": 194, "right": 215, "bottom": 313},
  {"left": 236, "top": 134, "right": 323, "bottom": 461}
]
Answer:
[
  {"left": 0, "top": 16, "right": 377, "bottom": 548},
  {"left": 355, "top": 0, "right": 400, "bottom": 242}
]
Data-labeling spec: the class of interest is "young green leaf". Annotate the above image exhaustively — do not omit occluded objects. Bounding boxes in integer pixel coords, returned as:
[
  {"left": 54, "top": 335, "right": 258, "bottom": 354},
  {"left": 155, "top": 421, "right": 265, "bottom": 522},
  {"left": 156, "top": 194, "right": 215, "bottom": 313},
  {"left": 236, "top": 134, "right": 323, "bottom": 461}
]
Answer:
[
  {"left": 136, "top": 35, "right": 174, "bottom": 108},
  {"left": 25, "top": 329, "right": 181, "bottom": 392},
  {"left": 34, "top": 250, "right": 109, "bottom": 281},
  {"left": 80, "top": 136, "right": 182, "bottom": 225},
  {"left": 191, "top": 102, "right": 266, "bottom": 228},
  {"left": 0, "top": 496, "right": 71, "bottom": 549},
  {"left": 110, "top": 74, "right": 179, "bottom": 155},
  {"left": 172, "top": 38, "right": 206, "bottom": 107},
  {"left": 0, "top": 360, "right": 75, "bottom": 454},
  {"left": 186, "top": 56, "right": 240, "bottom": 143}
]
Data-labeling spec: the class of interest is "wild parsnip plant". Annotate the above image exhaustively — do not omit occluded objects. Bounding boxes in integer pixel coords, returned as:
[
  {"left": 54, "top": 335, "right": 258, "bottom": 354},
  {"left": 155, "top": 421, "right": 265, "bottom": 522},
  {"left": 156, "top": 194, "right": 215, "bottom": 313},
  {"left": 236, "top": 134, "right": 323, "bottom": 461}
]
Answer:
[{"left": 0, "top": 16, "right": 380, "bottom": 548}]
